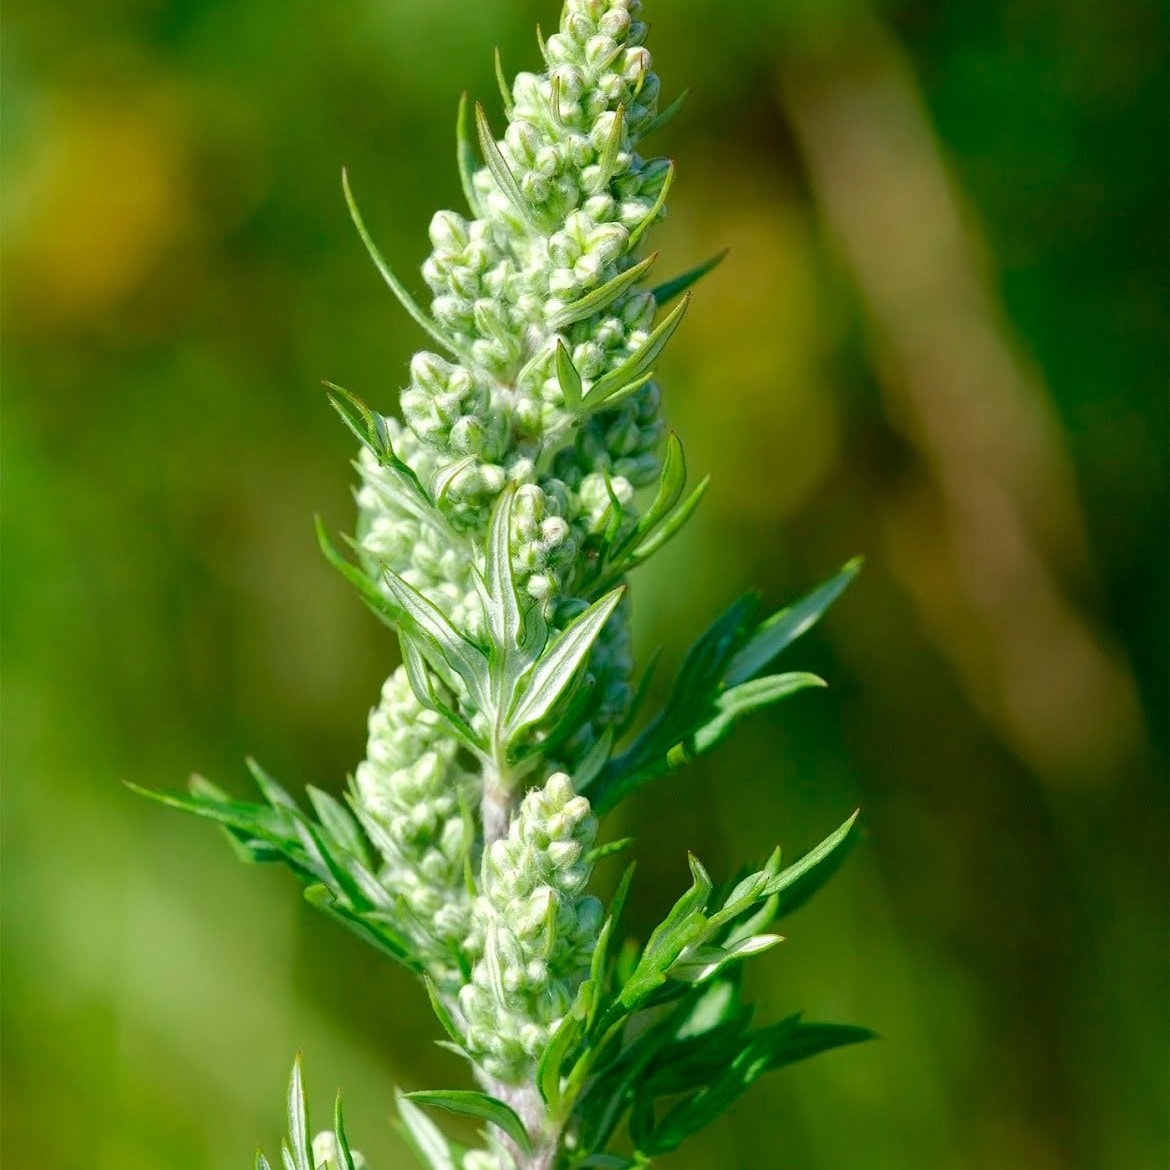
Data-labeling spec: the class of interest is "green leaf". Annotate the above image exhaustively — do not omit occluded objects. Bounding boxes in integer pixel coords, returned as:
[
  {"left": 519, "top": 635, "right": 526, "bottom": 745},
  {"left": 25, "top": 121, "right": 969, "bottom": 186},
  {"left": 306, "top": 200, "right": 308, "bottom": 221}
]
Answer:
[
  {"left": 493, "top": 47, "right": 513, "bottom": 118},
  {"left": 315, "top": 517, "right": 401, "bottom": 631},
  {"left": 342, "top": 169, "right": 464, "bottom": 358},
  {"left": 594, "top": 103, "right": 626, "bottom": 191},
  {"left": 380, "top": 565, "right": 488, "bottom": 707},
  {"left": 650, "top": 249, "right": 728, "bottom": 306},
  {"left": 306, "top": 786, "right": 368, "bottom": 865},
  {"left": 285, "top": 1057, "right": 312, "bottom": 1170},
  {"left": 623, "top": 474, "right": 710, "bottom": 568},
  {"left": 396, "top": 1092, "right": 457, "bottom": 1170},
  {"left": 665, "top": 672, "right": 826, "bottom": 769},
  {"left": 506, "top": 587, "right": 625, "bottom": 735},
  {"left": 538, "top": 1009, "right": 583, "bottom": 1108},
  {"left": 763, "top": 810, "right": 861, "bottom": 916},
  {"left": 404, "top": 1091, "right": 530, "bottom": 1155},
  {"left": 455, "top": 93, "right": 483, "bottom": 217},
  {"left": 474, "top": 102, "right": 542, "bottom": 231},
  {"left": 587, "top": 293, "right": 689, "bottom": 406},
  {"left": 256, "top": 1154, "right": 272, "bottom": 1170},
  {"left": 642, "top": 90, "right": 689, "bottom": 137},
  {"left": 554, "top": 339, "right": 583, "bottom": 410},
  {"left": 398, "top": 630, "right": 486, "bottom": 753},
  {"left": 246, "top": 756, "right": 301, "bottom": 812},
  {"left": 333, "top": 1094, "right": 358, "bottom": 1170},
  {"left": 764, "top": 1016, "right": 876, "bottom": 1071},
  {"left": 549, "top": 252, "right": 658, "bottom": 331},
  {"left": 723, "top": 558, "right": 863, "bottom": 686},
  {"left": 620, "top": 854, "right": 712, "bottom": 1008},
  {"left": 628, "top": 160, "right": 675, "bottom": 249},
  {"left": 423, "top": 974, "right": 466, "bottom": 1050},
  {"left": 303, "top": 884, "right": 420, "bottom": 970},
  {"left": 481, "top": 485, "right": 523, "bottom": 658}
]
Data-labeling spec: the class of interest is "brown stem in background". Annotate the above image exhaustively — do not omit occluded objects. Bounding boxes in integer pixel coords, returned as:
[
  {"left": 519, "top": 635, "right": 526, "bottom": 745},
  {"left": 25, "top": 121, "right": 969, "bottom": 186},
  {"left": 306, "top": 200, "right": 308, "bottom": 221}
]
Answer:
[{"left": 777, "top": 21, "right": 1149, "bottom": 788}]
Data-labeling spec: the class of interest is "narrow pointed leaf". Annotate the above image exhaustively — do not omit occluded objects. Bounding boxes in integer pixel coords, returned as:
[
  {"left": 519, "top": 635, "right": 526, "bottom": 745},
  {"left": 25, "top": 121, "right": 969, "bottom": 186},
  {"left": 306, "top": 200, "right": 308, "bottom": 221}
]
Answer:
[
  {"left": 405, "top": 1091, "right": 531, "bottom": 1154},
  {"left": 333, "top": 1095, "right": 358, "bottom": 1170},
  {"left": 628, "top": 160, "right": 675, "bottom": 248},
  {"left": 483, "top": 486, "right": 522, "bottom": 654},
  {"left": 316, "top": 516, "right": 401, "bottom": 630},
  {"left": 723, "top": 558, "right": 862, "bottom": 686},
  {"left": 555, "top": 339, "right": 582, "bottom": 410},
  {"left": 494, "top": 47, "right": 513, "bottom": 116},
  {"left": 666, "top": 672, "right": 827, "bottom": 768},
  {"left": 507, "top": 587, "right": 625, "bottom": 734},
  {"left": 626, "top": 475, "right": 710, "bottom": 567},
  {"left": 396, "top": 1093, "right": 457, "bottom": 1170},
  {"left": 549, "top": 252, "right": 658, "bottom": 330},
  {"left": 643, "top": 89, "right": 689, "bottom": 137},
  {"left": 763, "top": 810, "right": 861, "bottom": 915},
  {"left": 380, "top": 565, "right": 487, "bottom": 703},
  {"left": 286, "top": 1058, "right": 312, "bottom": 1170},
  {"left": 594, "top": 103, "right": 625, "bottom": 191},
  {"left": 650, "top": 249, "right": 728, "bottom": 306},
  {"left": 456, "top": 93, "right": 483, "bottom": 216},
  {"left": 587, "top": 293, "right": 689, "bottom": 405},
  {"left": 342, "top": 169, "right": 464, "bottom": 357},
  {"left": 423, "top": 974, "right": 466, "bottom": 1049},
  {"left": 474, "top": 102, "right": 541, "bottom": 231}
]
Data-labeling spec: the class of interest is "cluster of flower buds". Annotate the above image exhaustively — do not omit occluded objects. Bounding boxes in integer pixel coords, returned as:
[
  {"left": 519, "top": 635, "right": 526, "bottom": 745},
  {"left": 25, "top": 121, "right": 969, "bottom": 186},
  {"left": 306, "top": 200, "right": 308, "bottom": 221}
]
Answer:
[
  {"left": 353, "top": 668, "right": 478, "bottom": 984},
  {"left": 349, "top": 0, "right": 673, "bottom": 1004},
  {"left": 458, "top": 774, "right": 603, "bottom": 1082}
]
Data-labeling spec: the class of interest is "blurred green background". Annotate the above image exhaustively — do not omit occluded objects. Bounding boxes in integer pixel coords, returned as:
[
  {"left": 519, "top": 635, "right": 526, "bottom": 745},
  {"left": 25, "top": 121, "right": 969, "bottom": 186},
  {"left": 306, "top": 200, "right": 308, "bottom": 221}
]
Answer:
[{"left": 3, "top": 0, "right": 1166, "bottom": 1167}]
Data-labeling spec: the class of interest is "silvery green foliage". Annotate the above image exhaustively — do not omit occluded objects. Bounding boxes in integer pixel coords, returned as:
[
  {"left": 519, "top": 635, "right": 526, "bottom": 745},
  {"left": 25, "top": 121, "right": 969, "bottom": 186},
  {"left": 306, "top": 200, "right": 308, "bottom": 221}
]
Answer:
[{"left": 139, "top": 3, "right": 871, "bottom": 1168}]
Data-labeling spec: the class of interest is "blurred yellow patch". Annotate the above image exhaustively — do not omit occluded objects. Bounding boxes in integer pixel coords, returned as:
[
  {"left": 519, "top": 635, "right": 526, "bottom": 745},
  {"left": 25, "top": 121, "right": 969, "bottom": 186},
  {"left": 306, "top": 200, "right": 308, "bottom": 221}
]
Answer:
[
  {"left": 6, "top": 91, "right": 190, "bottom": 325},
  {"left": 664, "top": 170, "right": 841, "bottom": 524}
]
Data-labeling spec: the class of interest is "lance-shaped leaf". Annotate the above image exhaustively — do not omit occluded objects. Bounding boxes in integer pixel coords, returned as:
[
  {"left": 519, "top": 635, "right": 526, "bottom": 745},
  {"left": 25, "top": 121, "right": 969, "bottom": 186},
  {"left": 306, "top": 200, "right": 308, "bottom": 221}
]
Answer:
[
  {"left": 404, "top": 1091, "right": 531, "bottom": 1155},
  {"left": 723, "top": 558, "right": 863, "bottom": 686},
  {"left": 306, "top": 785, "right": 368, "bottom": 865},
  {"left": 642, "top": 89, "right": 689, "bottom": 137},
  {"left": 333, "top": 1094, "right": 359, "bottom": 1170},
  {"left": 381, "top": 564, "right": 489, "bottom": 708},
  {"left": 593, "top": 103, "right": 626, "bottom": 191},
  {"left": 455, "top": 93, "right": 483, "bottom": 216},
  {"left": 342, "top": 170, "right": 464, "bottom": 358},
  {"left": 481, "top": 486, "right": 523, "bottom": 657},
  {"left": 644, "top": 1013, "right": 872, "bottom": 1155},
  {"left": 423, "top": 973, "right": 466, "bottom": 1050},
  {"left": 620, "top": 854, "right": 713, "bottom": 1008},
  {"left": 396, "top": 1092, "right": 458, "bottom": 1170},
  {"left": 628, "top": 160, "right": 675, "bottom": 248},
  {"left": 505, "top": 586, "right": 625, "bottom": 736},
  {"left": 304, "top": 884, "right": 419, "bottom": 969},
  {"left": 324, "top": 382, "right": 434, "bottom": 506},
  {"left": 670, "top": 933, "right": 783, "bottom": 983},
  {"left": 124, "top": 783, "right": 304, "bottom": 868},
  {"left": 284, "top": 1057, "right": 313, "bottom": 1170},
  {"left": 475, "top": 102, "right": 542, "bottom": 232},
  {"left": 763, "top": 810, "right": 861, "bottom": 917},
  {"left": 554, "top": 338, "right": 583, "bottom": 410},
  {"left": 549, "top": 252, "right": 658, "bottom": 330},
  {"left": 651, "top": 249, "right": 728, "bottom": 306},
  {"left": 316, "top": 517, "right": 401, "bottom": 631},
  {"left": 665, "top": 672, "right": 827, "bottom": 770},
  {"left": 622, "top": 475, "right": 710, "bottom": 568},
  {"left": 493, "top": 47, "right": 513, "bottom": 117},
  {"left": 399, "top": 629, "right": 486, "bottom": 754},
  {"left": 587, "top": 293, "right": 689, "bottom": 406}
]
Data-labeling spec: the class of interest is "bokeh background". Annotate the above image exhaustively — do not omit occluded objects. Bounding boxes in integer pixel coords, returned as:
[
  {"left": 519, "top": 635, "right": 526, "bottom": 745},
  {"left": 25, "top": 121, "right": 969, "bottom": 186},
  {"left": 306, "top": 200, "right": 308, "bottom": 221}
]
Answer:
[{"left": 4, "top": 1, "right": 1166, "bottom": 1167}]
